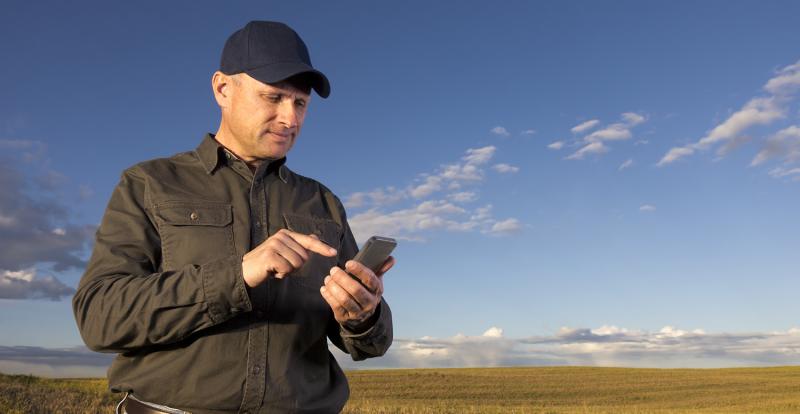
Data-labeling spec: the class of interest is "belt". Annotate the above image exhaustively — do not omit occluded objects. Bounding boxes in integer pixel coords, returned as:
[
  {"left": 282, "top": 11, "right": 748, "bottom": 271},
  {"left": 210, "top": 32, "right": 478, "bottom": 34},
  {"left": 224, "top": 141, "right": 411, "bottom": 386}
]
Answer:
[{"left": 118, "top": 393, "right": 192, "bottom": 414}]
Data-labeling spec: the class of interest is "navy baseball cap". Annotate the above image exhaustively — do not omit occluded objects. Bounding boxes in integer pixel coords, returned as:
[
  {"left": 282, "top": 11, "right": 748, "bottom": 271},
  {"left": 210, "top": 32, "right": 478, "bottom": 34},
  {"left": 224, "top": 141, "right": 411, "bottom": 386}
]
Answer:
[{"left": 220, "top": 21, "right": 330, "bottom": 98}]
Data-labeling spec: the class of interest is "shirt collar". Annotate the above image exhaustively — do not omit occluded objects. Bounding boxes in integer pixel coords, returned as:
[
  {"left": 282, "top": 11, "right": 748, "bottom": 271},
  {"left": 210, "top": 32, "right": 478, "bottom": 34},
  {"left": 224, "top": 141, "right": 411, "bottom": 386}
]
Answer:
[
  {"left": 194, "top": 133, "right": 289, "bottom": 183},
  {"left": 195, "top": 133, "right": 226, "bottom": 175}
]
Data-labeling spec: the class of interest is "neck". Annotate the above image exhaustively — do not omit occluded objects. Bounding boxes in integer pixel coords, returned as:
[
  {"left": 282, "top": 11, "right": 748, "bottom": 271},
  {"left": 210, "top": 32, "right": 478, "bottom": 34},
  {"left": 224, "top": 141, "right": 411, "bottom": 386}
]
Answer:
[{"left": 214, "top": 125, "right": 263, "bottom": 172}]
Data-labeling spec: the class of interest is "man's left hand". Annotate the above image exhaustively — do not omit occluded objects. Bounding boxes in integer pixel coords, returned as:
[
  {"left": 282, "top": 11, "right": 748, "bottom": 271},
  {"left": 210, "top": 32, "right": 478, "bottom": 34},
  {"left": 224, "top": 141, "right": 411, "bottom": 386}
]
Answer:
[{"left": 320, "top": 256, "right": 395, "bottom": 328}]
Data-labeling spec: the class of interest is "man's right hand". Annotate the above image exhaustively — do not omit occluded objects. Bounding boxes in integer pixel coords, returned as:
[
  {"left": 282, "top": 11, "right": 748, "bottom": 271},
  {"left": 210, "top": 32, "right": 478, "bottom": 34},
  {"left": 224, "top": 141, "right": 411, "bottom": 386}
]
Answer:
[{"left": 242, "top": 229, "right": 337, "bottom": 288}]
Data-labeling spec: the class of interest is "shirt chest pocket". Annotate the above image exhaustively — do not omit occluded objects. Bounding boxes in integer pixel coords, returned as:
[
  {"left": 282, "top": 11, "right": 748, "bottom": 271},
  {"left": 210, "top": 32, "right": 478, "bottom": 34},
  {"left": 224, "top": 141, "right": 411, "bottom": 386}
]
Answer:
[
  {"left": 282, "top": 213, "right": 342, "bottom": 289},
  {"left": 154, "top": 202, "right": 235, "bottom": 270}
]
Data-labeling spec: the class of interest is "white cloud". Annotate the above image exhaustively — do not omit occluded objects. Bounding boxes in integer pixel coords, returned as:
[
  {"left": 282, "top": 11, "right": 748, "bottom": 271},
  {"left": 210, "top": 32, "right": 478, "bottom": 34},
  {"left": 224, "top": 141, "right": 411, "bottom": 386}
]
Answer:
[
  {"left": 486, "top": 218, "right": 522, "bottom": 235},
  {"left": 659, "top": 59, "right": 800, "bottom": 167},
  {"left": 768, "top": 166, "right": 800, "bottom": 181},
  {"left": 0, "top": 268, "right": 75, "bottom": 301},
  {"left": 621, "top": 112, "right": 646, "bottom": 126},
  {"left": 639, "top": 204, "right": 656, "bottom": 212},
  {"left": 584, "top": 113, "right": 646, "bottom": 143},
  {"left": 490, "top": 126, "right": 510, "bottom": 137},
  {"left": 448, "top": 191, "right": 477, "bottom": 203},
  {"left": 462, "top": 146, "right": 496, "bottom": 165},
  {"left": 344, "top": 187, "right": 406, "bottom": 209},
  {"left": 492, "top": 163, "right": 519, "bottom": 173},
  {"left": 695, "top": 97, "right": 785, "bottom": 150},
  {"left": 345, "top": 146, "right": 499, "bottom": 210},
  {"left": 566, "top": 113, "right": 647, "bottom": 161},
  {"left": 585, "top": 123, "right": 633, "bottom": 142},
  {"left": 471, "top": 205, "right": 493, "bottom": 222},
  {"left": 343, "top": 192, "right": 367, "bottom": 208},
  {"left": 343, "top": 145, "right": 521, "bottom": 242},
  {"left": 548, "top": 141, "right": 565, "bottom": 150},
  {"left": 571, "top": 119, "right": 600, "bottom": 134},
  {"left": 409, "top": 175, "right": 444, "bottom": 199},
  {"left": 657, "top": 146, "right": 695, "bottom": 167},
  {"left": 441, "top": 163, "right": 482, "bottom": 181},
  {"left": 566, "top": 142, "right": 608, "bottom": 160},
  {"left": 348, "top": 201, "right": 467, "bottom": 243},
  {"left": 750, "top": 125, "right": 800, "bottom": 166},
  {"left": 764, "top": 59, "right": 800, "bottom": 95},
  {"left": 716, "top": 135, "right": 753, "bottom": 157},
  {"left": 659, "top": 97, "right": 784, "bottom": 167},
  {"left": 0, "top": 158, "right": 95, "bottom": 275},
  {"left": 333, "top": 325, "right": 800, "bottom": 369},
  {"left": 483, "top": 327, "right": 504, "bottom": 338},
  {"left": 520, "top": 129, "right": 536, "bottom": 136},
  {"left": 348, "top": 200, "right": 520, "bottom": 243},
  {"left": 618, "top": 159, "right": 633, "bottom": 171}
]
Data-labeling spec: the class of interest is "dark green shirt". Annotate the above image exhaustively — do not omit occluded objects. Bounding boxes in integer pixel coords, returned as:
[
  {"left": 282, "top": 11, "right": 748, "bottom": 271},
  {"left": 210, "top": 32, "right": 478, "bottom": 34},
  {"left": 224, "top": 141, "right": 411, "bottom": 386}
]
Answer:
[{"left": 73, "top": 134, "right": 393, "bottom": 414}]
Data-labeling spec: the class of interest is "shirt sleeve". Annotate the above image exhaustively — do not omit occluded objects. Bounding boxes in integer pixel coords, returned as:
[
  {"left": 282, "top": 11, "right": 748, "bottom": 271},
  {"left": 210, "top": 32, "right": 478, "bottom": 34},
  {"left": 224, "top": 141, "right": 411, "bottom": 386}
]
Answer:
[
  {"left": 72, "top": 166, "right": 252, "bottom": 353},
  {"left": 325, "top": 195, "right": 394, "bottom": 361}
]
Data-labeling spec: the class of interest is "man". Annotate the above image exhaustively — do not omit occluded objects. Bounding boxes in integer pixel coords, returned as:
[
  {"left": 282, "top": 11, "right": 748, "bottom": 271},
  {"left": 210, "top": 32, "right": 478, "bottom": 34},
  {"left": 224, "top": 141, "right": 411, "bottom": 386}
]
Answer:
[{"left": 73, "top": 21, "right": 394, "bottom": 414}]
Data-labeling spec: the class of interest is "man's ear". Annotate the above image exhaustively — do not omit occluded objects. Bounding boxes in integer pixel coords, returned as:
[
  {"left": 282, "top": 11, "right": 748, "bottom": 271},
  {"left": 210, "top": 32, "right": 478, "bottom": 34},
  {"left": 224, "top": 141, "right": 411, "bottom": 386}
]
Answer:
[{"left": 212, "top": 71, "right": 234, "bottom": 109}]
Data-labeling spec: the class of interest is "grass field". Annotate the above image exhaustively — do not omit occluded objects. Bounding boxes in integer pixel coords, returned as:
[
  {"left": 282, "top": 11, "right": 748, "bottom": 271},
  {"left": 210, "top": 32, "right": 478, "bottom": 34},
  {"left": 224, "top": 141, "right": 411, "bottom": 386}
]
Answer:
[{"left": 2, "top": 366, "right": 800, "bottom": 413}]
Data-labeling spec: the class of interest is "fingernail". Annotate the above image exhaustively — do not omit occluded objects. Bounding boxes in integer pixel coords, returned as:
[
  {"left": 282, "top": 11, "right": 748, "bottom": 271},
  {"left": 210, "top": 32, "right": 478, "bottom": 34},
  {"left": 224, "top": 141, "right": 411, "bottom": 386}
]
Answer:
[
  {"left": 329, "top": 248, "right": 337, "bottom": 255},
  {"left": 324, "top": 276, "right": 331, "bottom": 284}
]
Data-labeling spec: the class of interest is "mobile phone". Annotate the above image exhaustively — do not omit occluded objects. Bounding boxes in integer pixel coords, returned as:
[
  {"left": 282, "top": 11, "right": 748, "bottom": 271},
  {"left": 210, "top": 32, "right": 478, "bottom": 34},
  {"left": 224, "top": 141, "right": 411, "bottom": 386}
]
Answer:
[{"left": 351, "top": 235, "right": 397, "bottom": 274}]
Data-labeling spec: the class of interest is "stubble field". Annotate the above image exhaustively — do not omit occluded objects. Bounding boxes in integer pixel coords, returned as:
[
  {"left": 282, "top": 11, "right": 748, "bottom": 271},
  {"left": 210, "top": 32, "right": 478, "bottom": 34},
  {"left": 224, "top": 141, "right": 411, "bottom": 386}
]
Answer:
[{"left": 2, "top": 366, "right": 800, "bottom": 413}]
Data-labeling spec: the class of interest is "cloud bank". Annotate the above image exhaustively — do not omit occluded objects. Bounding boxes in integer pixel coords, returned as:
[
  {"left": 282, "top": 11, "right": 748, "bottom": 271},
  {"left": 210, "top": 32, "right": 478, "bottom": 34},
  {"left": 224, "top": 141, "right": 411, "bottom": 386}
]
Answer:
[
  {"left": 0, "top": 140, "right": 95, "bottom": 300},
  {"left": 5, "top": 325, "right": 800, "bottom": 377},
  {"left": 0, "top": 346, "right": 113, "bottom": 378},
  {"left": 334, "top": 325, "right": 800, "bottom": 370},
  {"left": 0, "top": 268, "right": 74, "bottom": 300}
]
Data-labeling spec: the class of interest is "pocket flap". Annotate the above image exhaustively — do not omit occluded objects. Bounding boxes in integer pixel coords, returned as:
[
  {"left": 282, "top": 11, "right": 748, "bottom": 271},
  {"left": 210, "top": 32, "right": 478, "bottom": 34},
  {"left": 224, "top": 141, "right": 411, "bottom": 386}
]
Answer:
[
  {"left": 283, "top": 213, "right": 341, "bottom": 247},
  {"left": 155, "top": 203, "right": 232, "bottom": 227}
]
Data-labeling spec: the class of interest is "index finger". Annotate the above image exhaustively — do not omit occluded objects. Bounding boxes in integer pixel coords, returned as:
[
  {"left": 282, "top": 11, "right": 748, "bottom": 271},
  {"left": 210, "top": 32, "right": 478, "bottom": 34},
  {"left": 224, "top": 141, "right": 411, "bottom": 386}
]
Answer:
[{"left": 286, "top": 230, "right": 337, "bottom": 257}]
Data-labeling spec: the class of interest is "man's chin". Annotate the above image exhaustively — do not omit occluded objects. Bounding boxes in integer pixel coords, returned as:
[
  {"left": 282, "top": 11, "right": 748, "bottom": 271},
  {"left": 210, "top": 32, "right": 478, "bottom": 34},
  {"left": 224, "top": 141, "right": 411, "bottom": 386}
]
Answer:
[{"left": 259, "top": 146, "right": 291, "bottom": 160}]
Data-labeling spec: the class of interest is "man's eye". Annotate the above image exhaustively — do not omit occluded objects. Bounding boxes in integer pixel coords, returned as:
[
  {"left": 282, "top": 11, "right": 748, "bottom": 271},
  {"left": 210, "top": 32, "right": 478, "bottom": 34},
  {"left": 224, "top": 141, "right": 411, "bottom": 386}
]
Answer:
[
  {"left": 265, "top": 95, "right": 281, "bottom": 103},
  {"left": 295, "top": 100, "right": 306, "bottom": 108}
]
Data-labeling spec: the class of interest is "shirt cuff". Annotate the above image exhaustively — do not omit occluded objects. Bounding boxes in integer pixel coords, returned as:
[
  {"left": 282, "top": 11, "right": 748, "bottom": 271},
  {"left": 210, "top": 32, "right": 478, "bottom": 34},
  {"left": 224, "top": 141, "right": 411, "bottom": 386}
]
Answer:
[
  {"left": 340, "top": 299, "right": 387, "bottom": 339},
  {"left": 202, "top": 253, "right": 252, "bottom": 324}
]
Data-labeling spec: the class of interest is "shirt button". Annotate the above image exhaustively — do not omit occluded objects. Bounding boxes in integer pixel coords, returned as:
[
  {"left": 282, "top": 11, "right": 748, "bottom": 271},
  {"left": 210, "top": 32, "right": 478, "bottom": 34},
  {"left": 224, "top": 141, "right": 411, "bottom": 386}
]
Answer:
[
  {"left": 255, "top": 221, "right": 262, "bottom": 228},
  {"left": 189, "top": 212, "right": 199, "bottom": 220},
  {"left": 253, "top": 366, "right": 261, "bottom": 374}
]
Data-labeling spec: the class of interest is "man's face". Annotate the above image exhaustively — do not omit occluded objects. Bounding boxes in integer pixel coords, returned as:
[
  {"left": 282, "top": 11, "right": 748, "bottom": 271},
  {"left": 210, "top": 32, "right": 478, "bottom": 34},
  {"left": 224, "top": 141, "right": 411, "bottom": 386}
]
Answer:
[{"left": 222, "top": 73, "right": 311, "bottom": 160}]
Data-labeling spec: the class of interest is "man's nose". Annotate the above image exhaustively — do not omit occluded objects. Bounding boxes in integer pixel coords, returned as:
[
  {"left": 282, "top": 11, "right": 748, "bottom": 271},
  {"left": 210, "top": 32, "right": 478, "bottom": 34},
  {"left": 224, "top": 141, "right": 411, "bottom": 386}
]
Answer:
[{"left": 276, "top": 100, "right": 299, "bottom": 128}]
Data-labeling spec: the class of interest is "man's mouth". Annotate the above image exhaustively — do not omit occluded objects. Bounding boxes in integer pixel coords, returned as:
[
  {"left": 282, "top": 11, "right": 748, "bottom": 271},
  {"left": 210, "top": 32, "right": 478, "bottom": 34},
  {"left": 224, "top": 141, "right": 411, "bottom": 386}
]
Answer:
[{"left": 268, "top": 131, "right": 292, "bottom": 141}]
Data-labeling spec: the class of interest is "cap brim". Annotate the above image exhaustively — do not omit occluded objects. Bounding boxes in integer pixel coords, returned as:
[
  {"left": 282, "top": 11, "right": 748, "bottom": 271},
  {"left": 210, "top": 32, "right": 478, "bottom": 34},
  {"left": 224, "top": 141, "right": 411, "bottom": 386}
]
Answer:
[{"left": 246, "top": 62, "right": 330, "bottom": 98}]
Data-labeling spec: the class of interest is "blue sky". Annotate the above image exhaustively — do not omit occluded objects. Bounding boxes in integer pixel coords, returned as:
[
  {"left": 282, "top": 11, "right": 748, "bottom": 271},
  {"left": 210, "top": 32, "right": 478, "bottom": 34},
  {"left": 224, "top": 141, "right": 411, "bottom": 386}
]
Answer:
[{"left": 2, "top": 0, "right": 800, "bottom": 376}]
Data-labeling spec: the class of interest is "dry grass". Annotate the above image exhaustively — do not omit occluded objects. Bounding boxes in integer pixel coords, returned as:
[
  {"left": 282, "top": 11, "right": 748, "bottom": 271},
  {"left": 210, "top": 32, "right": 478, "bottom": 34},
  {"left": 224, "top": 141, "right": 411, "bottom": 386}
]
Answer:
[{"left": 2, "top": 366, "right": 800, "bottom": 413}]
